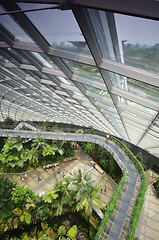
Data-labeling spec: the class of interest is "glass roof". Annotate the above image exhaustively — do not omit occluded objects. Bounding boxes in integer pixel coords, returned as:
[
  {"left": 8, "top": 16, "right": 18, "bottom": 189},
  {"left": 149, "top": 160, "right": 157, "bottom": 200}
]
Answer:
[
  {"left": 0, "top": 1, "right": 159, "bottom": 158},
  {"left": 18, "top": 3, "right": 90, "bottom": 54}
]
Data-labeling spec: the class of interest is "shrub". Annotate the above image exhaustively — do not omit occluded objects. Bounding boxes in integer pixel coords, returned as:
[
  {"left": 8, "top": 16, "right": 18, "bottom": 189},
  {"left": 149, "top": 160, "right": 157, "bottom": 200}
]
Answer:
[
  {"left": 3, "top": 117, "right": 14, "bottom": 126},
  {"left": 75, "top": 129, "right": 84, "bottom": 134}
]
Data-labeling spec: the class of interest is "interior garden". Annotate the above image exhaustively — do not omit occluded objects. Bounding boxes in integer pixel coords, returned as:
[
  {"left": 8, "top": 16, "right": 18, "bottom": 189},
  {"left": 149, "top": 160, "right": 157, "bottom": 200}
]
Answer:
[{"left": 0, "top": 136, "right": 122, "bottom": 240}]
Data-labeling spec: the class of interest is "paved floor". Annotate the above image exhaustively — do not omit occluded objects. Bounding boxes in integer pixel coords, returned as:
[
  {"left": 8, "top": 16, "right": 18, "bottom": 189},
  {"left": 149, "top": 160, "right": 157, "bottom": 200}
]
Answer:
[
  {"left": 8, "top": 149, "right": 117, "bottom": 207},
  {"left": 135, "top": 170, "right": 159, "bottom": 240}
]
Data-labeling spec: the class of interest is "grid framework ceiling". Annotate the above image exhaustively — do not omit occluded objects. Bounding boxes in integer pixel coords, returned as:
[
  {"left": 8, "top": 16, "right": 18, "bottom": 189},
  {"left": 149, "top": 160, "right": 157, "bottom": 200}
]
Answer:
[{"left": 0, "top": 0, "right": 159, "bottom": 158}]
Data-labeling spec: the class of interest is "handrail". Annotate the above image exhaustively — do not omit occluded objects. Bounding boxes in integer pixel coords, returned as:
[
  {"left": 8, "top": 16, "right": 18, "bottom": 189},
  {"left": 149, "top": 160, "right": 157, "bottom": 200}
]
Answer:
[{"left": 112, "top": 137, "right": 147, "bottom": 240}]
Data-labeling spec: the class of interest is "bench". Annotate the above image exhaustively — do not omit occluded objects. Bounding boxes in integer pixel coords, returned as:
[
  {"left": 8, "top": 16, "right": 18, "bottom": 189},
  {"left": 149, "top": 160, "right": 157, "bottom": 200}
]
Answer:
[
  {"left": 62, "top": 155, "right": 78, "bottom": 163},
  {"left": 90, "top": 160, "right": 104, "bottom": 174}
]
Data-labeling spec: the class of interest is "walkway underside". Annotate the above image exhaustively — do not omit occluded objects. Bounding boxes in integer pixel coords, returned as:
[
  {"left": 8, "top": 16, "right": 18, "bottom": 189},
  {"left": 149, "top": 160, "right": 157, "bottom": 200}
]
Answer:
[{"left": 0, "top": 130, "right": 140, "bottom": 239}]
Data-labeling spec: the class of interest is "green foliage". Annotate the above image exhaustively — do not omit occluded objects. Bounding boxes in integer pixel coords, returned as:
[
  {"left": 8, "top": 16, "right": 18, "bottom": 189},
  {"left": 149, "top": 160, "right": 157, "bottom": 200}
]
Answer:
[
  {"left": 88, "top": 126, "right": 95, "bottom": 134},
  {"left": 0, "top": 137, "right": 26, "bottom": 170},
  {"left": 75, "top": 129, "right": 84, "bottom": 134},
  {"left": 81, "top": 142, "right": 122, "bottom": 181},
  {"left": 67, "top": 225, "right": 77, "bottom": 239},
  {"left": 136, "top": 152, "right": 149, "bottom": 171},
  {"left": 81, "top": 142, "right": 95, "bottom": 155},
  {"left": 3, "top": 117, "right": 15, "bottom": 126},
  {"left": 0, "top": 173, "right": 16, "bottom": 225},
  {"left": 24, "top": 147, "right": 39, "bottom": 166},
  {"left": 11, "top": 185, "right": 35, "bottom": 208},
  {"left": 123, "top": 43, "right": 159, "bottom": 73},
  {"left": 0, "top": 170, "right": 99, "bottom": 239},
  {"left": 58, "top": 225, "right": 67, "bottom": 237},
  {"left": 31, "top": 137, "right": 47, "bottom": 151},
  {"left": 25, "top": 213, "right": 32, "bottom": 225},
  {"left": 42, "top": 144, "right": 56, "bottom": 157},
  {"left": 42, "top": 121, "right": 52, "bottom": 128},
  {"left": 0, "top": 137, "right": 70, "bottom": 172},
  {"left": 57, "top": 225, "right": 77, "bottom": 240},
  {"left": 42, "top": 187, "right": 58, "bottom": 203}
]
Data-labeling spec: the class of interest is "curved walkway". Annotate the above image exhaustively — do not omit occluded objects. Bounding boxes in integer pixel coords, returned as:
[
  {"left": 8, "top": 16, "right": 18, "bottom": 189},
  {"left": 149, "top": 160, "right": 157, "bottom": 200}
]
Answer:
[{"left": 0, "top": 130, "right": 138, "bottom": 239}]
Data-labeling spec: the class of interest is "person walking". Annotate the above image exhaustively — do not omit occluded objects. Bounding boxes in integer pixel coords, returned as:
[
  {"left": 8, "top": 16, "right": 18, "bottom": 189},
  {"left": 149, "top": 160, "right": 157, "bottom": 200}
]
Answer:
[
  {"left": 37, "top": 176, "right": 41, "bottom": 181},
  {"left": 100, "top": 187, "right": 103, "bottom": 193},
  {"left": 21, "top": 177, "right": 24, "bottom": 181},
  {"left": 62, "top": 172, "right": 65, "bottom": 178},
  {"left": 106, "top": 133, "right": 109, "bottom": 142},
  {"left": 104, "top": 186, "right": 107, "bottom": 193}
]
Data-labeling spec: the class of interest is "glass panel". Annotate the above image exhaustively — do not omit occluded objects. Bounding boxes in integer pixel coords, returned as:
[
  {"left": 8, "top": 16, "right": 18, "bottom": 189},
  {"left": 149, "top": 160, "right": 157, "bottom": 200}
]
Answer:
[
  {"left": 18, "top": 3, "right": 90, "bottom": 54},
  {"left": 58, "top": 77, "right": 73, "bottom": 85},
  {"left": 15, "top": 68, "right": 29, "bottom": 77},
  {"left": 88, "top": 9, "right": 119, "bottom": 61},
  {"left": 31, "top": 52, "right": 59, "bottom": 69},
  {"left": 40, "top": 53, "right": 59, "bottom": 70},
  {"left": 88, "top": 8, "right": 159, "bottom": 74},
  {"left": 120, "top": 108, "right": 152, "bottom": 123},
  {"left": 7, "top": 48, "right": 29, "bottom": 64},
  {"left": 63, "top": 59, "right": 104, "bottom": 82},
  {"left": 119, "top": 97, "right": 157, "bottom": 117},
  {"left": 115, "top": 14, "right": 159, "bottom": 73},
  {"left": 84, "top": 83, "right": 108, "bottom": 95},
  {"left": 109, "top": 71, "right": 159, "bottom": 103},
  {"left": 1, "top": 67, "right": 17, "bottom": 77},
  {"left": 0, "top": 6, "right": 34, "bottom": 43}
]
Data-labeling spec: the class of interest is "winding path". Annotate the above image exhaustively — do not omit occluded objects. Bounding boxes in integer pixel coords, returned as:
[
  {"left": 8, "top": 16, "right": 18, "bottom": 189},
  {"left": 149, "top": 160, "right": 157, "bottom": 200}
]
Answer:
[{"left": 0, "top": 130, "right": 138, "bottom": 239}]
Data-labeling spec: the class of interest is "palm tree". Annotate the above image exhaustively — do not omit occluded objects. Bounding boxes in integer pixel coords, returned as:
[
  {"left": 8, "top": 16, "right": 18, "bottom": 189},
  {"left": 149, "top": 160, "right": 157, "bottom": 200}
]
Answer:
[
  {"left": 52, "top": 140, "right": 65, "bottom": 156},
  {"left": 76, "top": 184, "right": 102, "bottom": 216},
  {"left": 42, "top": 143, "right": 64, "bottom": 157},
  {"left": 31, "top": 137, "right": 47, "bottom": 151},
  {"left": 42, "top": 187, "right": 58, "bottom": 203},
  {"left": 53, "top": 180, "right": 74, "bottom": 216},
  {"left": 24, "top": 147, "right": 39, "bottom": 165},
  {"left": 2, "top": 136, "right": 23, "bottom": 154},
  {"left": 42, "top": 144, "right": 56, "bottom": 157},
  {"left": 68, "top": 169, "right": 95, "bottom": 196},
  {"left": 68, "top": 169, "right": 102, "bottom": 216}
]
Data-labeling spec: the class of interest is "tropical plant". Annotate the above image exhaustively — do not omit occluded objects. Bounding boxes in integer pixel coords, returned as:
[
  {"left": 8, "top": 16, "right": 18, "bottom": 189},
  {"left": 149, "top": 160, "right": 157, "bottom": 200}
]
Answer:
[
  {"left": 2, "top": 136, "right": 23, "bottom": 154},
  {"left": 24, "top": 147, "right": 39, "bottom": 166},
  {"left": 75, "top": 129, "right": 84, "bottom": 134},
  {"left": 42, "top": 143, "right": 64, "bottom": 158},
  {"left": 42, "top": 144, "right": 56, "bottom": 157},
  {"left": 11, "top": 185, "right": 36, "bottom": 208},
  {"left": 68, "top": 169, "right": 102, "bottom": 216},
  {"left": 31, "top": 137, "right": 47, "bottom": 151},
  {"left": 53, "top": 179, "right": 74, "bottom": 216},
  {"left": 42, "top": 187, "right": 58, "bottom": 203},
  {"left": 3, "top": 117, "right": 14, "bottom": 125},
  {"left": 58, "top": 225, "right": 78, "bottom": 240},
  {"left": 0, "top": 173, "right": 16, "bottom": 212},
  {"left": 0, "top": 137, "right": 25, "bottom": 169}
]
